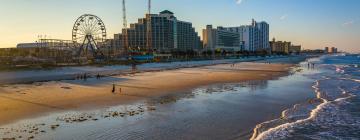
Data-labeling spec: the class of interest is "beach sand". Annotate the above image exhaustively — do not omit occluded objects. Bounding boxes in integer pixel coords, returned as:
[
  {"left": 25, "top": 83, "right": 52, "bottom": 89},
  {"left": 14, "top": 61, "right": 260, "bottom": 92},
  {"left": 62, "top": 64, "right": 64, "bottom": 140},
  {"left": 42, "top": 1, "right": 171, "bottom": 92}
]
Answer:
[{"left": 0, "top": 62, "right": 294, "bottom": 126}]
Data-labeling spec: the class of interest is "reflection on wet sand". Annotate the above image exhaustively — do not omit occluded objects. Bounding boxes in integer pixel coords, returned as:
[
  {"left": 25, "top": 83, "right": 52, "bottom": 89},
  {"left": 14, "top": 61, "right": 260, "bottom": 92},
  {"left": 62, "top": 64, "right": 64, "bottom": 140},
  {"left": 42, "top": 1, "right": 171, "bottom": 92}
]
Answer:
[
  {"left": 0, "top": 72, "right": 314, "bottom": 140},
  {"left": 193, "top": 80, "right": 269, "bottom": 95}
]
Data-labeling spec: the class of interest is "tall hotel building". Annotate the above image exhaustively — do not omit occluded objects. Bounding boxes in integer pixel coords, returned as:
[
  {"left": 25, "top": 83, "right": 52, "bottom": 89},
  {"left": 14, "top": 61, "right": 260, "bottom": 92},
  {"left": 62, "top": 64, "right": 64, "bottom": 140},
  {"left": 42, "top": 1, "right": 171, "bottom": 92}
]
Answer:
[
  {"left": 202, "top": 25, "right": 242, "bottom": 52},
  {"left": 121, "top": 10, "right": 202, "bottom": 53},
  {"left": 226, "top": 19, "right": 270, "bottom": 52}
]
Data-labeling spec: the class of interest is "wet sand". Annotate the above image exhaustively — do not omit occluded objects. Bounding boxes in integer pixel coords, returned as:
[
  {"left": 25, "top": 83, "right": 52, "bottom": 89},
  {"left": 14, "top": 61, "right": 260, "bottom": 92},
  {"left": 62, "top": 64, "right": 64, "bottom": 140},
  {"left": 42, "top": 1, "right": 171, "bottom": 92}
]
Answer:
[{"left": 0, "top": 62, "right": 294, "bottom": 126}]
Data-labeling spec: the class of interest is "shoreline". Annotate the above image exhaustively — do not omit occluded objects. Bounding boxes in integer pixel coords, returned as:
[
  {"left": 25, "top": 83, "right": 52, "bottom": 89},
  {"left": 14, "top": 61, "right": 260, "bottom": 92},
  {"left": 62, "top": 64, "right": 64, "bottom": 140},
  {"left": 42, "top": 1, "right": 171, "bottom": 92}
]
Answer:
[
  {"left": 0, "top": 55, "right": 305, "bottom": 72},
  {"left": 0, "top": 60, "right": 301, "bottom": 127},
  {"left": 0, "top": 56, "right": 310, "bottom": 85},
  {"left": 249, "top": 54, "right": 360, "bottom": 140}
]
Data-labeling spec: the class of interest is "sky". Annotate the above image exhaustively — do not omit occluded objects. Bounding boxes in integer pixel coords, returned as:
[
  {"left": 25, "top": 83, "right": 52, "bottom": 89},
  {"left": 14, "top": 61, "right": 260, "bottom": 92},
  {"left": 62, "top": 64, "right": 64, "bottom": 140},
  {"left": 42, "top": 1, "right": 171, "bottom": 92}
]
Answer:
[{"left": 0, "top": 0, "right": 359, "bottom": 52}]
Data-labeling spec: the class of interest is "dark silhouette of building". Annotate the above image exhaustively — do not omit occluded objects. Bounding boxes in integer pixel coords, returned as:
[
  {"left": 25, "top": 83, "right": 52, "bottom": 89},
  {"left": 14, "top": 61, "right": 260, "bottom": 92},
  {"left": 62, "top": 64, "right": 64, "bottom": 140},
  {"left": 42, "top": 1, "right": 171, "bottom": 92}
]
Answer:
[{"left": 121, "top": 10, "right": 202, "bottom": 53}]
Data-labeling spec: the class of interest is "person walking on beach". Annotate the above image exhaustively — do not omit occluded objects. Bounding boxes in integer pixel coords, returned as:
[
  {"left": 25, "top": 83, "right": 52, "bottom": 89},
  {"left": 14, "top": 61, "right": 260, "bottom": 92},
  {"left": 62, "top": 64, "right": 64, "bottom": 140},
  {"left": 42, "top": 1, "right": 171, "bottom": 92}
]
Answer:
[
  {"left": 132, "top": 63, "right": 137, "bottom": 71},
  {"left": 112, "top": 84, "right": 116, "bottom": 93},
  {"left": 83, "top": 73, "right": 87, "bottom": 81}
]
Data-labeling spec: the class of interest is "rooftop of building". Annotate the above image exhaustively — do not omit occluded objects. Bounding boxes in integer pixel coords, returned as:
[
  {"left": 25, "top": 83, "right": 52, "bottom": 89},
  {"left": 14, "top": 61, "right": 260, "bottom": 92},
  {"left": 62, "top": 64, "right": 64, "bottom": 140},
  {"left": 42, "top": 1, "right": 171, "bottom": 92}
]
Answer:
[{"left": 160, "top": 10, "right": 174, "bottom": 15}]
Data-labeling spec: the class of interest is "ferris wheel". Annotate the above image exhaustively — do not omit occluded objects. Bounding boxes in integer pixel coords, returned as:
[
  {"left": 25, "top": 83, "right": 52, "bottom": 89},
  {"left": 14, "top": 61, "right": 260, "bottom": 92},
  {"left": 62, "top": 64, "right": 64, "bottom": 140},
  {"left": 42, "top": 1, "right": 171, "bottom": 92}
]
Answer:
[{"left": 72, "top": 14, "right": 106, "bottom": 58}]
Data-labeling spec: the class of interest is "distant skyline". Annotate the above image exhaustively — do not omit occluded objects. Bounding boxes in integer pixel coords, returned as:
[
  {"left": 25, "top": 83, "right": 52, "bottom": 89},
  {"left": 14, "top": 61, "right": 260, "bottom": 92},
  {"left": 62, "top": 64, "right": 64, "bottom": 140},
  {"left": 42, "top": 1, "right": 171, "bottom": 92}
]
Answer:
[{"left": 0, "top": 0, "right": 359, "bottom": 52}]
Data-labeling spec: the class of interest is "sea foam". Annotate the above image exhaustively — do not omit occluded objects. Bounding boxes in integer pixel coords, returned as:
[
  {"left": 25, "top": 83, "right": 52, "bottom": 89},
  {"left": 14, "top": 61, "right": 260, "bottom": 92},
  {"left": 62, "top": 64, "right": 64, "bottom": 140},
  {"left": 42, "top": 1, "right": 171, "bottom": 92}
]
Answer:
[{"left": 252, "top": 55, "right": 360, "bottom": 140}]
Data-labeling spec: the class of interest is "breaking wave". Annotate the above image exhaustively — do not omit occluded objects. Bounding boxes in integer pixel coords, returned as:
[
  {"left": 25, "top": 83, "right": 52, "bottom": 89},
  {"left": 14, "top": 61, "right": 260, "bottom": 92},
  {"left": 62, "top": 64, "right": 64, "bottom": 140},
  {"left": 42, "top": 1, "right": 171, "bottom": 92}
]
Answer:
[{"left": 251, "top": 54, "right": 360, "bottom": 140}]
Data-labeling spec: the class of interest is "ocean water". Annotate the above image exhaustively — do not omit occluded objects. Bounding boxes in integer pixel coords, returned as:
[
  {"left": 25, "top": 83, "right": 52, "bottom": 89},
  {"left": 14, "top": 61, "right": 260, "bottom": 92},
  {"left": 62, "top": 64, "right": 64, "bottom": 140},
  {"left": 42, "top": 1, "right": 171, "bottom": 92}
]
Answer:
[{"left": 252, "top": 54, "right": 360, "bottom": 140}]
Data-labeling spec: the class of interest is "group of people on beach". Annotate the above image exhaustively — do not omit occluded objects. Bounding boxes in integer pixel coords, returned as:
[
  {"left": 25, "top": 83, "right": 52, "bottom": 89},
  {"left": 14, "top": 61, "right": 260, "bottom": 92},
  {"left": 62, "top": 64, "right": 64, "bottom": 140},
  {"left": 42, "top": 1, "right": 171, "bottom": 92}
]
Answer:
[
  {"left": 76, "top": 73, "right": 88, "bottom": 81},
  {"left": 75, "top": 73, "right": 103, "bottom": 81},
  {"left": 96, "top": 73, "right": 102, "bottom": 79},
  {"left": 75, "top": 72, "right": 123, "bottom": 94},
  {"left": 308, "top": 62, "right": 316, "bottom": 69},
  {"left": 230, "top": 61, "right": 272, "bottom": 68}
]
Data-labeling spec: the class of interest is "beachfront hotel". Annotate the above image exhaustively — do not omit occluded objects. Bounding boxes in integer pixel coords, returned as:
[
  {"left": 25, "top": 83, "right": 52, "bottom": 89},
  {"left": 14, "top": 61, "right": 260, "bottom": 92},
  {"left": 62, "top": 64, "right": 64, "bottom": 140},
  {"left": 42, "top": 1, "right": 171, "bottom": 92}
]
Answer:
[
  {"left": 225, "top": 19, "right": 270, "bottom": 52},
  {"left": 269, "top": 38, "right": 302, "bottom": 54},
  {"left": 119, "top": 10, "right": 202, "bottom": 53},
  {"left": 324, "top": 47, "right": 338, "bottom": 54},
  {"left": 203, "top": 19, "right": 270, "bottom": 53},
  {"left": 202, "top": 25, "right": 243, "bottom": 52}
]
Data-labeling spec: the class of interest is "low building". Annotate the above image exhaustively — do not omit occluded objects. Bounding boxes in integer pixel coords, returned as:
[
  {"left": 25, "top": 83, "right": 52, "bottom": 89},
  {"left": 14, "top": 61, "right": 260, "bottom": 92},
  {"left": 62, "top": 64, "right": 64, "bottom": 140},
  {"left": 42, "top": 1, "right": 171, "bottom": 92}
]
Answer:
[
  {"left": 289, "top": 45, "right": 302, "bottom": 54},
  {"left": 270, "top": 38, "right": 301, "bottom": 54},
  {"left": 270, "top": 38, "right": 291, "bottom": 54},
  {"left": 14, "top": 39, "right": 76, "bottom": 61},
  {"left": 17, "top": 43, "right": 42, "bottom": 49},
  {"left": 113, "top": 34, "right": 124, "bottom": 55},
  {"left": 100, "top": 34, "right": 126, "bottom": 57},
  {"left": 17, "top": 39, "right": 74, "bottom": 50},
  {"left": 302, "top": 49, "right": 325, "bottom": 54}
]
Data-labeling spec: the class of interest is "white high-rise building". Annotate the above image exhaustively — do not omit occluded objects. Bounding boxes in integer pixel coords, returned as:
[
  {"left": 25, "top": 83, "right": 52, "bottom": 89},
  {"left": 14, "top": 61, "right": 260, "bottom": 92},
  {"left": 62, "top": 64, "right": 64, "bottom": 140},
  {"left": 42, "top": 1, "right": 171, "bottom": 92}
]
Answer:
[{"left": 226, "top": 19, "right": 269, "bottom": 52}]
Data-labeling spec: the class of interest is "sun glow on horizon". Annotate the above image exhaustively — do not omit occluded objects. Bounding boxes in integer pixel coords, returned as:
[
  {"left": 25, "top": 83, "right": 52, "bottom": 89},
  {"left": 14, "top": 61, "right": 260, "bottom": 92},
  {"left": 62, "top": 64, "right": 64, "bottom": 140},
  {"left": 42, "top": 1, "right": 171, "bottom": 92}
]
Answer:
[{"left": 0, "top": 0, "right": 359, "bottom": 53}]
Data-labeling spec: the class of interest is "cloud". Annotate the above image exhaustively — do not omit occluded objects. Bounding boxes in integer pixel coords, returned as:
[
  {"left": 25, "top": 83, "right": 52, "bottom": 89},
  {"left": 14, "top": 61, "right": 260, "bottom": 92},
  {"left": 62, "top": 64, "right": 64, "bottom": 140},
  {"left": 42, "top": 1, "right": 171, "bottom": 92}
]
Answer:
[
  {"left": 342, "top": 20, "right": 354, "bottom": 27},
  {"left": 280, "top": 14, "right": 288, "bottom": 20},
  {"left": 236, "top": 0, "right": 244, "bottom": 5}
]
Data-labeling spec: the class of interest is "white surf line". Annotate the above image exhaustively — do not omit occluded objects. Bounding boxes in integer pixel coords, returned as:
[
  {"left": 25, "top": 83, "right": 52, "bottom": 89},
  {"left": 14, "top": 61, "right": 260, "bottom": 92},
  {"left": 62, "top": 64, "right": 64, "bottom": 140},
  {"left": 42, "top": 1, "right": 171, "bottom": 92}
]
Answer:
[
  {"left": 251, "top": 80, "right": 326, "bottom": 140},
  {"left": 339, "top": 77, "right": 360, "bottom": 83},
  {"left": 252, "top": 80, "right": 356, "bottom": 140}
]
